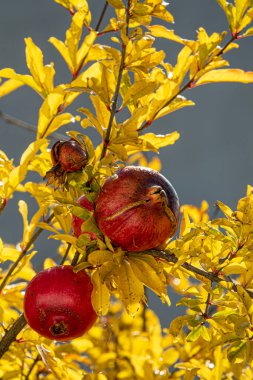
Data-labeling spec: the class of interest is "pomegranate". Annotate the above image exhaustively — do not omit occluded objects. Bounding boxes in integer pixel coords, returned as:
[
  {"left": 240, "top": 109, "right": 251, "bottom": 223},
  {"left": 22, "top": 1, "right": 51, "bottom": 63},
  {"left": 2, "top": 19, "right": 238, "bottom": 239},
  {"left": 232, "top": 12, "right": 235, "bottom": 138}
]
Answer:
[
  {"left": 72, "top": 195, "right": 97, "bottom": 240},
  {"left": 44, "top": 139, "right": 88, "bottom": 186},
  {"left": 94, "top": 166, "right": 180, "bottom": 252},
  {"left": 24, "top": 265, "right": 97, "bottom": 341}
]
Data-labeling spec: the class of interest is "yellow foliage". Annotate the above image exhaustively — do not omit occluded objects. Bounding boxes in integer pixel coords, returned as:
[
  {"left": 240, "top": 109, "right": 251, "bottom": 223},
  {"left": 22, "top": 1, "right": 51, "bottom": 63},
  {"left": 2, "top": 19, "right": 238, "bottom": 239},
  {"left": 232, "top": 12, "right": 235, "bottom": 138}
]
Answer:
[{"left": 2, "top": 0, "right": 253, "bottom": 378}]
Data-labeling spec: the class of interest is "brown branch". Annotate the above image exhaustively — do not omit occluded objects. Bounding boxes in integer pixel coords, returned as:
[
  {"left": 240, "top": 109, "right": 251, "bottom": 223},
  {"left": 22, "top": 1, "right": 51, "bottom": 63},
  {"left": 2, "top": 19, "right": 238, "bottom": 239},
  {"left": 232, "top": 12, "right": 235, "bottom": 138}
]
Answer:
[
  {"left": 100, "top": 0, "right": 131, "bottom": 160},
  {"left": 148, "top": 250, "right": 253, "bottom": 298},
  {"left": 0, "top": 111, "right": 66, "bottom": 141},
  {"left": 95, "top": 1, "right": 108, "bottom": 32},
  {"left": 0, "top": 314, "right": 27, "bottom": 359},
  {"left": 0, "top": 213, "right": 54, "bottom": 293}
]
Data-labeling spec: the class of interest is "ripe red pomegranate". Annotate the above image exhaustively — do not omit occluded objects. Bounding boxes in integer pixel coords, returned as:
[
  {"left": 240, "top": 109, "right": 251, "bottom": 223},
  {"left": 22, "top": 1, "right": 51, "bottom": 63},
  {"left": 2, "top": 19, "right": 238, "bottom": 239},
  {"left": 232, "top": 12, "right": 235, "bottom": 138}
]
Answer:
[
  {"left": 24, "top": 265, "right": 97, "bottom": 341},
  {"left": 94, "top": 166, "right": 180, "bottom": 252},
  {"left": 72, "top": 195, "right": 97, "bottom": 240},
  {"left": 44, "top": 139, "right": 88, "bottom": 187}
]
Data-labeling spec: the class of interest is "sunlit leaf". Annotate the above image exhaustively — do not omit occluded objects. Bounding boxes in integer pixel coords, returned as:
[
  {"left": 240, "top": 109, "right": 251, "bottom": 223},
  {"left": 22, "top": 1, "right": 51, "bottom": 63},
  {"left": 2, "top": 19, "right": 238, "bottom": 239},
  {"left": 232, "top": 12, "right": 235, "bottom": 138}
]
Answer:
[{"left": 195, "top": 68, "right": 253, "bottom": 86}]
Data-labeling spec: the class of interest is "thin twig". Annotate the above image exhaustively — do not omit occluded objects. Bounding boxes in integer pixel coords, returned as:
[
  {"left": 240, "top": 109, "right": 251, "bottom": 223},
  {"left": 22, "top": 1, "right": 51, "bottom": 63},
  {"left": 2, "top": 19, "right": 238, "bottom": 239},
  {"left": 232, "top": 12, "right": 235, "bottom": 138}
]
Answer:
[
  {"left": 0, "top": 110, "right": 66, "bottom": 141},
  {"left": 24, "top": 354, "right": 40, "bottom": 380},
  {"left": 0, "top": 314, "right": 27, "bottom": 359},
  {"left": 148, "top": 250, "right": 253, "bottom": 298},
  {"left": 100, "top": 0, "right": 131, "bottom": 160},
  {"left": 71, "top": 251, "right": 81, "bottom": 266},
  {"left": 60, "top": 243, "right": 72, "bottom": 265},
  {"left": 95, "top": 1, "right": 108, "bottom": 32},
  {"left": 0, "top": 213, "right": 54, "bottom": 293},
  {"left": 203, "top": 291, "right": 212, "bottom": 319}
]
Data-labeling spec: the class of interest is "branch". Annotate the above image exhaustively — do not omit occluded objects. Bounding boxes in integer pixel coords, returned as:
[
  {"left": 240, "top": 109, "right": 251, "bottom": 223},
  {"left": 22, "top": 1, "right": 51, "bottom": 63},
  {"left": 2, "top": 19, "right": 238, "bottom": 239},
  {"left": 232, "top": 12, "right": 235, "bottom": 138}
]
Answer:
[
  {"left": 0, "top": 110, "right": 66, "bottom": 141},
  {"left": 137, "top": 34, "right": 238, "bottom": 132},
  {"left": 148, "top": 250, "right": 253, "bottom": 298},
  {"left": 100, "top": 0, "right": 131, "bottom": 160},
  {"left": 95, "top": 1, "right": 108, "bottom": 32},
  {"left": 24, "top": 354, "right": 40, "bottom": 380},
  {"left": 0, "top": 314, "right": 26, "bottom": 359},
  {"left": 0, "top": 213, "right": 54, "bottom": 293}
]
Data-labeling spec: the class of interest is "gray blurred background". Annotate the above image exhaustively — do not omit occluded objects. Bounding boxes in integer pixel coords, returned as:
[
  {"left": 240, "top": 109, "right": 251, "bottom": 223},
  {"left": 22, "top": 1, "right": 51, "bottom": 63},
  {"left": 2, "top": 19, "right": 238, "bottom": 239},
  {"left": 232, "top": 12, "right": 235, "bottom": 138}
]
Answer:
[{"left": 0, "top": 0, "right": 253, "bottom": 327}]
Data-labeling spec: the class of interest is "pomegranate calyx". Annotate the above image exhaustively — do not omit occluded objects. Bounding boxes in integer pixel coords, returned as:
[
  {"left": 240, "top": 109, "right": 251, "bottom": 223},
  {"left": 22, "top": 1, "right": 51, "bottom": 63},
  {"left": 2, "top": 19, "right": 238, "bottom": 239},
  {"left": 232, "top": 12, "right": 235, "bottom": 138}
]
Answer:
[
  {"left": 50, "top": 320, "right": 69, "bottom": 336},
  {"left": 147, "top": 186, "right": 168, "bottom": 204}
]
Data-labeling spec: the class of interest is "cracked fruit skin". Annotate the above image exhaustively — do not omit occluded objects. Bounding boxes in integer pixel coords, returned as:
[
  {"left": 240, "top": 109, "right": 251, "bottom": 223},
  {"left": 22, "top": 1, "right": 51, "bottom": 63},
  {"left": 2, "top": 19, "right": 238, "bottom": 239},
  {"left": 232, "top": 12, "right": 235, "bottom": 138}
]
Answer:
[
  {"left": 72, "top": 195, "right": 97, "bottom": 240},
  {"left": 24, "top": 265, "right": 97, "bottom": 341},
  {"left": 94, "top": 166, "right": 180, "bottom": 252}
]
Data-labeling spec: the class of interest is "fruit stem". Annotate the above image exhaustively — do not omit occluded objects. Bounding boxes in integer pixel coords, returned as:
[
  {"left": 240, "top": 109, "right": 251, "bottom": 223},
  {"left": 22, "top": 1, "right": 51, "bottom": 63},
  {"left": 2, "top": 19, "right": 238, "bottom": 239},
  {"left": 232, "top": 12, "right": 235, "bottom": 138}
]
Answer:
[
  {"left": 60, "top": 242, "right": 72, "bottom": 265},
  {"left": 71, "top": 251, "right": 81, "bottom": 266},
  {"left": 0, "top": 213, "right": 54, "bottom": 293},
  {"left": 0, "top": 313, "right": 27, "bottom": 359},
  {"left": 100, "top": 0, "right": 131, "bottom": 160}
]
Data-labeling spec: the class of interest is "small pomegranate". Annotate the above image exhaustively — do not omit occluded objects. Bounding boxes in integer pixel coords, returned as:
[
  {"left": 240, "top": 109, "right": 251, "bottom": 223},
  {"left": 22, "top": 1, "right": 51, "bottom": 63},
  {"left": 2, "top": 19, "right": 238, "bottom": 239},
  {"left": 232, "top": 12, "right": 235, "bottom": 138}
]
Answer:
[
  {"left": 44, "top": 139, "right": 88, "bottom": 187},
  {"left": 72, "top": 195, "right": 97, "bottom": 240},
  {"left": 94, "top": 166, "right": 180, "bottom": 252},
  {"left": 24, "top": 265, "right": 97, "bottom": 341}
]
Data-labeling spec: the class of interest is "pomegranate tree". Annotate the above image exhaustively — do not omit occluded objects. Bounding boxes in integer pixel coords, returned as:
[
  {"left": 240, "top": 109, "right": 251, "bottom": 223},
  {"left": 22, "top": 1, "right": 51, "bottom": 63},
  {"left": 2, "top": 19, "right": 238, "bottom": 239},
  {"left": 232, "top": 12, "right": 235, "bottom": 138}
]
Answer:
[
  {"left": 24, "top": 265, "right": 97, "bottom": 341},
  {"left": 94, "top": 166, "right": 180, "bottom": 252},
  {"left": 44, "top": 139, "right": 88, "bottom": 186}
]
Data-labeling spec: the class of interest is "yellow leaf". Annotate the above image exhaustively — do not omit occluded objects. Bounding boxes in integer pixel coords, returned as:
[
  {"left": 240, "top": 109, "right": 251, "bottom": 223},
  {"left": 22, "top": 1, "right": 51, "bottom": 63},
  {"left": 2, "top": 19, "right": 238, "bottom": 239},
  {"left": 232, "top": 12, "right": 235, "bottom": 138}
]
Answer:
[
  {"left": 123, "top": 79, "right": 158, "bottom": 106},
  {"left": 195, "top": 68, "right": 253, "bottom": 86},
  {"left": 0, "top": 79, "right": 24, "bottom": 98},
  {"left": 36, "top": 344, "right": 71, "bottom": 380},
  {"left": 0, "top": 68, "right": 42, "bottom": 96},
  {"left": 107, "top": 0, "right": 125, "bottom": 8},
  {"left": 25, "top": 37, "right": 55, "bottom": 95},
  {"left": 37, "top": 91, "right": 65, "bottom": 138},
  {"left": 0, "top": 247, "right": 21, "bottom": 262},
  {"left": 76, "top": 30, "right": 97, "bottom": 72},
  {"left": 129, "top": 255, "right": 167, "bottom": 297},
  {"left": 140, "top": 131, "right": 180, "bottom": 150},
  {"left": 88, "top": 250, "right": 113, "bottom": 266},
  {"left": 155, "top": 96, "right": 195, "bottom": 119},
  {"left": 50, "top": 37, "right": 74, "bottom": 72},
  {"left": 147, "top": 25, "right": 196, "bottom": 50},
  {"left": 46, "top": 113, "right": 78, "bottom": 137},
  {"left": 216, "top": 200, "right": 234, "bottom": 219},
  {"left": 5, "top": 140, "right": 46, "bottom": 198},
  {"left": 91, "top": 269, "right": 110, "bottom": 316},
  {"left": 113, "top": 260, "right": 144, "bottom": 316},
  {"left": 18, "top": 200, "right": 28, "bottom": 244}
]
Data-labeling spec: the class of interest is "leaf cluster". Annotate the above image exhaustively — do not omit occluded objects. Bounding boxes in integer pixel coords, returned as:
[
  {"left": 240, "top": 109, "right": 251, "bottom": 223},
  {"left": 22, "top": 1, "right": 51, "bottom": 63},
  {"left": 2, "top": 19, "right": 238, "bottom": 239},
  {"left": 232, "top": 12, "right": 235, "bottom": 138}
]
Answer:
[{"left": 1, "top": 0, "right": 253, "bottom": 378}]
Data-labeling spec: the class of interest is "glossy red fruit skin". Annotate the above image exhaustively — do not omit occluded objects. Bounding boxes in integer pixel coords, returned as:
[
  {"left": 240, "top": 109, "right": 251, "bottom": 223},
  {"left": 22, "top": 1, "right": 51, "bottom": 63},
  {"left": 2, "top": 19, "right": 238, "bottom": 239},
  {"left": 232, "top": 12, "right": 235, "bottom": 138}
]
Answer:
[
  {"left": 53, "top": 140, "right": 87, "bottom": 173},
  {"left": 24, "top": 266, "right": 97, "bottom": 341},
  {"left": 72, "top": 195, "right": 97, "bottom": 240},
  {"left": 94, "top": 166, "right": 180, "bottom": 252}
]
